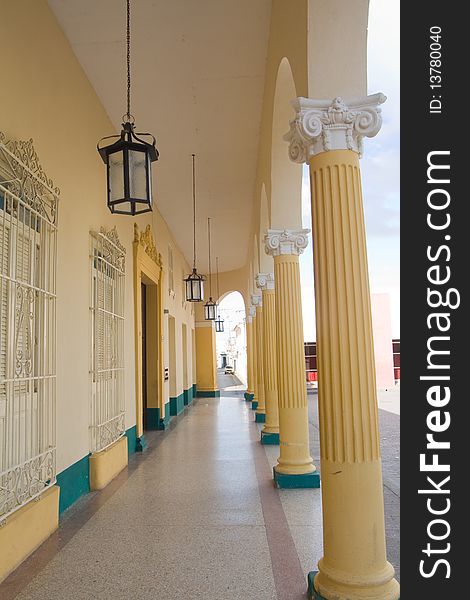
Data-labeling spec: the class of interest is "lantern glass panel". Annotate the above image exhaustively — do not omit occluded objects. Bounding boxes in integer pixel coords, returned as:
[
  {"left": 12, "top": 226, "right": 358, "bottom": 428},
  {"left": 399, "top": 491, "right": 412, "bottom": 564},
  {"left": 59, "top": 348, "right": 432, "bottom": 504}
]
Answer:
[
  {"left": 109, "top": 150, "right": 125, "bottom": 202},
  {"left": 129, "top": 149, "right": 147, "bottom": 200},
  {"left": 193, "top": 279, "right": 204, "bottom": 301}
]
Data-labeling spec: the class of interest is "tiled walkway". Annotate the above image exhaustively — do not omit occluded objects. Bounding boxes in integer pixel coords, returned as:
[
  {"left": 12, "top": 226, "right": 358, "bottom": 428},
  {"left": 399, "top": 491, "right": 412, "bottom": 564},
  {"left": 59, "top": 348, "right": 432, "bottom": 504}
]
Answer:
[{"left": 1, "top": 377, "right": 400, "bottom": 599}]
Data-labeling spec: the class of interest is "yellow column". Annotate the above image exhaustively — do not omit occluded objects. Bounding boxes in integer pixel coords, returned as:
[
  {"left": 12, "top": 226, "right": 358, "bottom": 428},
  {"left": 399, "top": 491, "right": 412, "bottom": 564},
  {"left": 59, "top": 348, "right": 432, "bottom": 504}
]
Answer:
[
  {"left": 195, "top": 320, "right": 220, "bottom": 397},
  {"left": 244, "top": 309, "right": 255, "bottom": 402},
  {"left": 256, "top": 273, "right": 279, "bottom": 444},
  {"left": 265, "top": 230, "right": 319, "bottom": 488},
  {"left": 251, "top": 305, "right": 259, "bottom": 410},
  {"left": 285, "top": 95, "right": 399, "bottom": 600},
  {"left": 253, "top": 295, "right": 266, "bottom": 421}
]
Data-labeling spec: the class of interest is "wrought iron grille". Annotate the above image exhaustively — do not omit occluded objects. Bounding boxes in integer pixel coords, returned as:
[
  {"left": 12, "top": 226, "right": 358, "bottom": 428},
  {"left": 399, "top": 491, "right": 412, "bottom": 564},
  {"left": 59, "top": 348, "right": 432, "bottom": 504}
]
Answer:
[
  {"left": 0, "top": 133, "right": 58, "bottom": 520},
  {"left": 90, "top": 227, "right": 125, "bottom": 453}
]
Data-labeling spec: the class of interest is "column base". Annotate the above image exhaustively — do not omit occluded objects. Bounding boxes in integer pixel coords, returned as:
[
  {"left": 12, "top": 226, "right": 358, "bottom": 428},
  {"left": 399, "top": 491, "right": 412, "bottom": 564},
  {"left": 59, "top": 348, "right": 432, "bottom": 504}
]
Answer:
[
  {"left": 255, "top": 412, "right": 266, "bottom": 423},
  {"left": 251, "top": 401, "right": 258, "bottom": 410},
  {"left": 244, "top": 392, "right": 254, "bottom": 401},
  {"left": 136, "top": 436, "right": 148, "bottom": 452},
  {"left": 261, "top": 431, "right": 279, "bottom": 445},
  {"left": 307, "top": 571, "right": 400, "bottom": 600},
  {"left": 196, "top": 390, "right": 220, "bottom": 398},
  {"left": 273, "top": 467, "right": 320, "bottom": 489}
]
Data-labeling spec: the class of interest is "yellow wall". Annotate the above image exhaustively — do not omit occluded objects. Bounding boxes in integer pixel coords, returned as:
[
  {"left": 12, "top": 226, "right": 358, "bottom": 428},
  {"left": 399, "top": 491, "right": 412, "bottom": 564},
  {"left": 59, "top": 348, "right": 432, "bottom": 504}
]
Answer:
[
  {"left": 0, "top": 486, "right": 59, "bottom": 582},
  {"left": 0, "top": 0, "right": 195, "bottom": 477},
  {"left": 195, "top": 322, "right": 218, "bottom": 392}
]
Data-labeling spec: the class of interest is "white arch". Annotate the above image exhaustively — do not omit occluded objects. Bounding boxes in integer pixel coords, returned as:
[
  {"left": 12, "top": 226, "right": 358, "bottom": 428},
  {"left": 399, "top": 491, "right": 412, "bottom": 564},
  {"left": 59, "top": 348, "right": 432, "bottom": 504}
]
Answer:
[{"left": 270, "top": 57, "right": 302, "bottom": 230}]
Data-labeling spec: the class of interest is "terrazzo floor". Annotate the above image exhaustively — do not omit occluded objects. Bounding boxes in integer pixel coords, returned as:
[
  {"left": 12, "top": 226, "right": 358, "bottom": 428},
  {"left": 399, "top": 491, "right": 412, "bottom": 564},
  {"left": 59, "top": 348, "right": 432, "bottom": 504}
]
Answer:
[{"left": 1, "top": 374, "right": 400, "bottom": 599}]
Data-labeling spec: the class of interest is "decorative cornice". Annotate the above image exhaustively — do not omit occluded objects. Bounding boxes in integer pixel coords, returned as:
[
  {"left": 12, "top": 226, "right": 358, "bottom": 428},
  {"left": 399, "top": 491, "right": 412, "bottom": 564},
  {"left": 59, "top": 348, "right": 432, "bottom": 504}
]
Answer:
[
  {"left": 265, "top": 229, "right": 310, "bottom": 257},
  {"left": 134, "top": 223, "right": 162, "bottom": 267},
  {"left": 0, "top": 132, "right": 59, "bottom": 225},
  {"left": 0, "top": 131, "right": 60, "bottom": 196},
  {"left": 100, "top": 226, "right": 126, "bottom": 254},
  {"left": 251, "top": 294, "right": 262, "bottom": 307},
  {"left": 284, "top": 93, "right": 386, "bottom": 161},
  {"left": 256, "top": 272, "right": 275, "bottom": 291},
  {"left": 249, "top": 306, "right": 257, "bottom": 318}
]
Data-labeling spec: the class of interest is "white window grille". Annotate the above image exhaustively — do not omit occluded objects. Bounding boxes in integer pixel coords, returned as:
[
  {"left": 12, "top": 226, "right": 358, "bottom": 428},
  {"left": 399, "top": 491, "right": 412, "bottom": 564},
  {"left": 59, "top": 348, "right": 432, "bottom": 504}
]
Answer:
[
  {"left": 0, "top": 133, "right": 58, "bottom": 520},
  {"left": 90, "top": 227, "right": 125, "bottom": 453}
]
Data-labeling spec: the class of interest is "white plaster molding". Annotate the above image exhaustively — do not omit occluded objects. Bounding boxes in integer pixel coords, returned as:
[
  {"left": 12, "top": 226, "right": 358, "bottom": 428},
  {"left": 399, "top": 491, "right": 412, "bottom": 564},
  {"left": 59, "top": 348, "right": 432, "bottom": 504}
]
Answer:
[
  {"left": 264, "top": 229, "right": 310, "bottom": 257},
  {"left": 251, "top": 294, "right": 262, "bottom": 307},
  {"left": 256, "top": 272, "right": 275, "bottom": 291},
  {"left": 284, "top": 93, "right": 386, "bottom": 161},
  {"left": 248, "top": 306, "right": 257, "bottom": 318}
]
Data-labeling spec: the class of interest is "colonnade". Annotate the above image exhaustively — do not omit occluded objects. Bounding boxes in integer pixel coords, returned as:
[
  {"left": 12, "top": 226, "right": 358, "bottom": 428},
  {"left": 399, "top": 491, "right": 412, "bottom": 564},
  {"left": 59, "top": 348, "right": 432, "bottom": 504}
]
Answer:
[
  {"left": 194, "top": 93, "right": 399, "bottom": 600},
  {"left": 243, "top": 94, "right": 399, "bottom": 600}
]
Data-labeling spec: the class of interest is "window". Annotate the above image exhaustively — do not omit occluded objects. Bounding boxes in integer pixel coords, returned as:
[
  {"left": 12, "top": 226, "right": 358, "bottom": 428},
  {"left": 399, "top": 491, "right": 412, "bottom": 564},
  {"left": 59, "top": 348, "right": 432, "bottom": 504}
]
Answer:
[
  {"left": 0, "top": 138, "right": 58, "bottom": 518},
  {"left": 90, "top": 228, "right": 125, "bottom": 453}
]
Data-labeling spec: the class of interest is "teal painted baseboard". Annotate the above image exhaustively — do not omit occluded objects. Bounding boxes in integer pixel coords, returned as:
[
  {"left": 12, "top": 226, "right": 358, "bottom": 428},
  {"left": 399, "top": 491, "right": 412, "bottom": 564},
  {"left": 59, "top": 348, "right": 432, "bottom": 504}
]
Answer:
[
  {"left": 244, "top": 392, "right": 254, "bottom": 401},
  {"left": 136, "top": 435, "right": 147, "bottom": 452},
  {"left": 170, "top": 392, "right": 185, "bottom": 415},
  {"left": 56, "top": 454, "right": 90, "bottom": 514},
  {"left": 144, "top": 408, "right": 160, "bottom": 430},
  {"left": 125, "top": 425, "right": 138, "bottom": 455},
  {"left": 158, "top": 402, "right": 171, "bottom": 430},
  {"left": 192, "top": 383, "right": 197, "bottom": 397},
  {"left": 187, "top": 387, "right": 194, "bottom": 404},
  {"left": 183, "top": 389, "right": 189, "bottom": 405},
  {"left": 273, "top": 468, "right": 321, "bottom": 489},
  {"left": 196, "top": 390, "right": 220, "bottom": 398},
  {"left": 307, "top": 572, "right": 319, "bottom": 599},
  {"left": 261, "top": 431, "right": 279, "bottom": 445},
  {"left": 255, "top": 412, "right": 266, "bottom": 423},
  {"left": 251, "top": 400, "right": 258, "bottom": 410}
]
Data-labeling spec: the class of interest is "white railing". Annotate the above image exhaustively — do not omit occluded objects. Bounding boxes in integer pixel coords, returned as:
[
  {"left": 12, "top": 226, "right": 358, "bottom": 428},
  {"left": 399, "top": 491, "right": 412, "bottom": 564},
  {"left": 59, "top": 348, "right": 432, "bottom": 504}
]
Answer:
[
  {"left": 89, "top": 228, "right": 125, "bottom": 453},
  {"left": 0, "top": 134, "right": 58, "bottom": 520}
]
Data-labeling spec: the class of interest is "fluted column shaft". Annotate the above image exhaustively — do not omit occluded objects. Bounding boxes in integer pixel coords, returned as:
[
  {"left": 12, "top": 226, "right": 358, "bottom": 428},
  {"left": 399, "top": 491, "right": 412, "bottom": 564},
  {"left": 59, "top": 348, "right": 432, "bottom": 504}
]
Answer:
[
  {"left": 309, "top": 149, "right": 398, "bottom": 600},
  {"left": 261, "top": 288, "right": 279, "bottom": 434},
  {"left": 265, "top": 230, "right": 317, "bottom": 484},
  {"left": 246, "top": 317, "right": 254, "bottom": 397},
  {"left": 255, "top": 305, "right": 266, "bottom": 415},
  {"left": 251, "top": 313, "right": 258, "bottom": 408},
  {"left": 273, "top": 253, "right": 314, "bottom": 474}
]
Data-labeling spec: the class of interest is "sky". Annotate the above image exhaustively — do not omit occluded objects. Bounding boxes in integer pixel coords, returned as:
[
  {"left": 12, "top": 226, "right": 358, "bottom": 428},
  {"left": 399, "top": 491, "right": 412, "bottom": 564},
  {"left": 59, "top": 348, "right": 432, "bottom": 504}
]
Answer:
[{"left": 300, "top": 0, "right": 400, "bottom": 340}]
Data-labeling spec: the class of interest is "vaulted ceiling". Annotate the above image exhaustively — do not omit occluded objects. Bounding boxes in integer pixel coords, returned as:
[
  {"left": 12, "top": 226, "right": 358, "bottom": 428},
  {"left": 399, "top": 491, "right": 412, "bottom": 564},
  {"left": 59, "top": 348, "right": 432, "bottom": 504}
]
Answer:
[{"left": 48, "top": 0, "right": 272, "bottom": 272}]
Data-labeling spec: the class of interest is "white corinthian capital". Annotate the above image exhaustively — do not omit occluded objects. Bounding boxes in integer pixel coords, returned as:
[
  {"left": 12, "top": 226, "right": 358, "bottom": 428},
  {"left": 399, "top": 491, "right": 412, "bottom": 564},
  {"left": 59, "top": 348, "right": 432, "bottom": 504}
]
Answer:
[
  {"left": 256, "top": 272, "right": 275, "bottom": 291},
  {"left": 284, "top": 93, "right": 386, "bottom": 162},
  {"left": 264, "top": 229, "right": 310, "bottom": 257}
]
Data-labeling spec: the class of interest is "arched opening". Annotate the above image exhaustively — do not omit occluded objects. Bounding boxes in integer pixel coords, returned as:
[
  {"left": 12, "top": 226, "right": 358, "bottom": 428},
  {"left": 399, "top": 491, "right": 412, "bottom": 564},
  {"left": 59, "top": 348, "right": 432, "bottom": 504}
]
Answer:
[
  {"left": 270, "top": 57, "right": 303, "bottom": 230},
  {"left": 214, "top": 291, "right": 247, "bottom": 392},
  {"left": 259, "top": 183, "right": 273, "bottom": 274}
]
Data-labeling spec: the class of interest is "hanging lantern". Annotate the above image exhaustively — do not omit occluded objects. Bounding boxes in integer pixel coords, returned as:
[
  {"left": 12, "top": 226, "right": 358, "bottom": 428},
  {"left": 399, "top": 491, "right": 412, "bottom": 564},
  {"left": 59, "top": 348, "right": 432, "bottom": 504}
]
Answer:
[
  {"left": 204, "top": 217, "right": 216, "bottom": 320},
  {"left": 204, "top": 297, "right": 217, "bottom": 321},
  {"left": 97, "top": 0, "right": 159, "bottom": 215},
  {"left": 184, "top": 154, "right": 205, "bottom": 301},
  {"left": 185, "top": 267, "right": 205, "bottom": 302},
  {"left": 214, "top": 256, "right": 224, "bottom": 332},
  {"left": 215, "top": 314, "right": 225, "bottom": 333}
]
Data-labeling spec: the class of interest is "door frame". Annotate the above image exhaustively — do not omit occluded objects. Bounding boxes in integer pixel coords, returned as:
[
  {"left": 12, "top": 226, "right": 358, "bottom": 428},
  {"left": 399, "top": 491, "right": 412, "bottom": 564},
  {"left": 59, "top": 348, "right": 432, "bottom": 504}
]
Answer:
[{"left": 133, "top": 224, "right": 163, "bottom": 439}]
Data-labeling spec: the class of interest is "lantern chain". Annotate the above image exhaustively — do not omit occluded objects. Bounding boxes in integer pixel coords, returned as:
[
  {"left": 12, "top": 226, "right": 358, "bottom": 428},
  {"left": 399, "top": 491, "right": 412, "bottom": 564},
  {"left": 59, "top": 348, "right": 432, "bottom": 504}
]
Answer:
[
  {"left": 216, "top": 256, "right": 220, "bottom": 301},
  {"left": 126, "top": 0, "right": 132, "bottom": 122},
  {"left": 192, "top": 154, "right": 196, "bottom": 269},
  {"left": 208, "top": 217, "right": 213, "bottom": 298}
]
